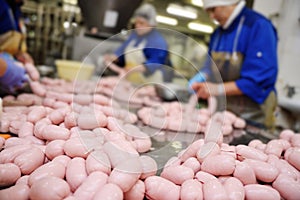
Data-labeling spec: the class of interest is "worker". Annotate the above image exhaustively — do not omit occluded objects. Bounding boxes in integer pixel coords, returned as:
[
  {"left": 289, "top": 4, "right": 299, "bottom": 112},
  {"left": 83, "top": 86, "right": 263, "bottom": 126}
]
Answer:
[
  {"left": 189, "top": 0, "right": 278, "bottom": 130},
  {"left": 103, "top": 3, "right": 173, "bottom": 84},
  {"left": 0, "top": 0, "right": 37, "bottom": 96}
]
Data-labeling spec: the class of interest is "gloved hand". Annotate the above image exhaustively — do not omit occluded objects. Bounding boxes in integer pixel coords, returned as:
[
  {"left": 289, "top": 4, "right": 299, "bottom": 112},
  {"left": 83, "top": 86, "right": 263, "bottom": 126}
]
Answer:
[
  {"left": 0, "top": 53, "right": 28, "bottom": 94},
  {"left": 188, "top": 72, "right": 206, "bottom": 93}
]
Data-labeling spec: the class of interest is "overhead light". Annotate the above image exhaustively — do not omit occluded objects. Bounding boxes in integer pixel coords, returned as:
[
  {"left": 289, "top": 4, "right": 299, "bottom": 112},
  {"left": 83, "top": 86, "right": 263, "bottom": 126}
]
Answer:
[
  {"left": 156, "top": 15, "right": 178, "bottom": 26},
  {"left": 167, "top": 3, "right": 198, "bottom": 19},
  {"left": 191, "top": 0, "right": 203, "bottom": 7},
  {"left": 188, "top": 22, "right": 214, "bottom": 33}
]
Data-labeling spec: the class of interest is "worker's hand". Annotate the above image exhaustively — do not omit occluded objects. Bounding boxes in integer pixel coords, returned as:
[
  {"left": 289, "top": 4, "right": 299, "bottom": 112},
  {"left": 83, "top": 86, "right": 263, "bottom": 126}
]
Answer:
[
  {"left": 188, "top": 72, "right": 206, "bottom": 93},
  {"left": 103, "top": 54, "right": 118, "bottom": 64},
  {"left": 191, "top": 82, "right": 223, "bottom": 99},
  {"left": 0, "top": 54, "right": 28, "bottom": 94}
]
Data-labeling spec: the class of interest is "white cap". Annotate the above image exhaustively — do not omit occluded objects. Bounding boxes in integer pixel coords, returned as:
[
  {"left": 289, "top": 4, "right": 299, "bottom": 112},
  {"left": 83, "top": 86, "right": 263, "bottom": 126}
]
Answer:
[
  {"left": 133, "top": 3, "right": 157, "bottom": 26},
  {"left": 203, "top": 0, "right": 240, "bottom": 9}
]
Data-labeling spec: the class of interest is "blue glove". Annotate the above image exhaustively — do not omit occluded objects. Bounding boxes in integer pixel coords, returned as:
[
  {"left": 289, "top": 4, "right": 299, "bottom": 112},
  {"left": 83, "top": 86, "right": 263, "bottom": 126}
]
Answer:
[
  {"left": 0, "top": 53, "right": 28, "bottom": 94},
  {"left": 188, "top": 72, "right": 206, "bottom": 93}
]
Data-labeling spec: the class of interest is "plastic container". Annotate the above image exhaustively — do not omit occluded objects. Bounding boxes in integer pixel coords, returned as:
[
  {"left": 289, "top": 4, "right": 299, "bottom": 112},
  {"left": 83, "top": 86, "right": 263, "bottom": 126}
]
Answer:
[{"left": 55, "top": 60, "right": 95, "bottom": 81}]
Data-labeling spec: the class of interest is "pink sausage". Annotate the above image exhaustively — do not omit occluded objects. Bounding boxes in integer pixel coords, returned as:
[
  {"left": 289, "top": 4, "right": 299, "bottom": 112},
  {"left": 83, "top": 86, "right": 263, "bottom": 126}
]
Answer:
[
  {"left": 233, "top": 160, "right": 256, "bottom": 185},
  {"left": 93, "top": 183, "right": 123, "bottom": 200},
  {"left": 66, "top": 157, "right": 88, "bottom": 192},
  {"left": 233, "top": 117, "right": 246, "bottom": 129},
  {"left": 48, "top": 109, "right": 65, "bottom": 125},
  {"left": 201, "top": 154, "right": 235, "bottom": 176},
  {"left": 267, "top": 155, "right": 299, "bottom": 180},
  {"left": 132, "top": 138, "right": 152, "bottom": 153},
  {"left": 196, "top": 141, "right": 221, "bottom": 163},
  {"left": 93, "top": 94, "right": 110, "bottom": 106},
  {"left": 23, "top": 135, "right": 45, "bottom": 145},
  {"left": 195, "top": 171, "right": 218, "bottom": 184},
  {"left": 167, "top": 117, "right": 185, "bottom": 132},
  {"left": 64, "top": 112, "right": 78, "bottom": 129},
  {"left": 0, "top": 184, "right": 30, "bottom": 200},
  {"left": 161, "top": 165, "right": 194, "bottom": 185},
  {"left": 73, "top": 94, "right": 92, "bottom": 105},
  {"left": 52, "top": 155, "right": 71, "bottom": 167},
  {"left": 145, "top": 176, "right": 180, "bottom": 200},
  {"left": 16, "top": 175, "right": 29, "bottom": 185},
  {"left": 223, "top": 177, "right": 245, "bottom": 200},
  {"left": 27, "top": 106, "right": 47, "bottom": 124},
  {"left": 264, "top": 139, "right": 284, "bottom": 157},
  {"left": 14, "top": 147, "right": 45, "bottom": 175},
  {"left": 182, "top": 157, "right": 201, "bottom": 173},
  {"left": 33, "top": 118, "right": 51, "bottom": 139},
  {"left": 236, "top": 144, "right": 268, "bottom": 161},
  {"left": 41, "top": 124, "right": 70, "bottom": 141},
  {"left": 180, "top": 179, "right": 203, "bottom": 200},
  {"left": 179, "top": 139, "right": 204, "bottom": 162},
  {"left": 279, "top": 129, "right": 294, "bottom": 141},
  {"left": 203, "top": 179, "right": 228, "bottom": 200},
  {"left": 124, "top": 180, "right": 145, "bottom": 200},
  {"left": 86, "top": 150, "right": 111, "bottom": 175},
  {"left": 0, "top": 144, "right": 32, "bottom": 164},
  {"left": 244, "top": 159, "right": 279, "bottom": 183},
  {"left": 272, "top": 173, "right": 300, "bottom": 200},
  {"left": 73, "top": 171, "right": 108, "bottom": 199},
  {"left": 30, "top": 81, "right": 46, "bottom": 97},
  {"left": 28, "top": 161, "right": 66, "bottom": 186},
  {"left": 244, "top": 184, "right": 280, "bottom": 200},
  {"left": 139, "top": 155, "right": 158, "bottom": 179},
  {"left": 29, "top": 176, "right": 71, "bottom": 200},
  {"left": 77, "top": 112, "right": 108, "bottom": 130},
  {"left": 0, "top": 137, "right": 5, "bottom": 149},
  {"left": 18, "top": 121, "right": 34, "bottom": 138},
  {"left": 63, "top": 137, "right": 89, "bottom": 158},
  {"left": 24, "top": 63, "right": 40, "bottom": 81},
  {"left": 108, "top": 157, "right": 142, "bottom": 192},
  {"left": 248, "top": 139, "right": 263, "bottom": 149},
  {"left": 45, "top": 139, "right": 66, "bottom": 160},
  {"left": 4, "top": 137, "right": 32, "bottom": 148},
  {"left": 0, "top": 163, "right": 21, "bottom": 187},
  {"left": 164, "top": 156, "right": 182, "bottom": 168},
  {"left": 285, "top": 147, "right": 300, "bottom": 171},
  {"left": 291, "top": 134, "right": 300, "bottom": 147}
]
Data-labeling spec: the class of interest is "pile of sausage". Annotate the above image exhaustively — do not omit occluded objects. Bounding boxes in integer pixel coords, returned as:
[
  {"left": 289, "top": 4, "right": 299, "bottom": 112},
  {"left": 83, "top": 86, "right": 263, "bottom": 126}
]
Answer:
[
  {"left": 137, "top": 100, "right": 246, "bottom": 135},
  {"left": 1, "top": 76, "right": 299, "bottom": 200}
]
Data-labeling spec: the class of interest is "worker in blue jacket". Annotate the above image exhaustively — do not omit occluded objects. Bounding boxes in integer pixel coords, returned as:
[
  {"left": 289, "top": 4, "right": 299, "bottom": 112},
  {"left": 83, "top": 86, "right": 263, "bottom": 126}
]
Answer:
[
  {"left": 104, "top": 3, "right": 173, "bottom": 84},
  {"left": 0, "top": 0, "right": 35, "bottom": 96},
  {"left": 189, "top": 0, "right": 278, "bottom": 129}
]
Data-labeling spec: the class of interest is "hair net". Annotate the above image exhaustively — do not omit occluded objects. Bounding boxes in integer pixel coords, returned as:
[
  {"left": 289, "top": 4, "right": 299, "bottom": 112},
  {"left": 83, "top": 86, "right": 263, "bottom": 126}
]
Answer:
[
  {"left": 203, "top": 0, "right": 240, "bottom": 9},
  {"left": 133, "top": 3, "right": 157, "bottom": 26}
]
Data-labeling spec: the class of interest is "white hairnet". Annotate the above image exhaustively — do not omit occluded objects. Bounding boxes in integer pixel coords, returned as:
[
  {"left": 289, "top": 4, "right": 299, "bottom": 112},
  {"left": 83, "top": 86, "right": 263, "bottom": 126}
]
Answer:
[
  {"left": 133, "top": 3, "right": 157, "bottom": 26},
  {"left": 203, "top": 0, "right": 240, "bottom": 9}
]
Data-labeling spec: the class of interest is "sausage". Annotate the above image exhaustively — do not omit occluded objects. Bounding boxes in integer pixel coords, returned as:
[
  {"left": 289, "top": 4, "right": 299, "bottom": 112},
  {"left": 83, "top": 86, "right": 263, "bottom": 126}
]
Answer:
[
  {"left": 0, "top": 184, "right": 30, "bottom": 200},
  {"left": 196, "top": 141, "right": 221, "bottom": 163},
  {"left": 28, "top": 161, "right": 66, "bottom": 186},
  {"left": 66, "top": 157, "right": 88, "bottom": 192},
  {"left": 131, "top": 139, "right": 152, "bottom": 153},
  {"left": 30, "top": 81, "right": 46, "bottom": 97},
  {"left": 167, "top": 117, "right": 186, "bottom": 132},
  {"left": 285, "top": 147, "right": 300, "bottom": 171},
  {"left": 15, "top": 175, "right": 29, "bottom": 185},
  {"left": 223, "top": 177, "right": 245, "bottom": 200},
  {"left": 124, "top": 180, "right": 145, "bottom": 200},
  {"left": 52, "top": 155, "right": 71, "bottom": 167},
  {"left": 195, "top": 171, "right": 218, "bottom": 184},
  {"left": 93, "top": 183, "right": 123, "bottom": 200},
  {"left": 291, "top": 134, "right": 300, "bottom": 147},
  {"left": 139, "top": 155, "right": 157, "bottom": 179},
  {"left": 0, "top": 144, "right": 32, "bottom": 164},
  {"left": 18, "top": 121, "right": 34, "bottom": 138},
  {"left": 48, "top": 109, "right": 66, "bottom": 125},
  {"left": 272, "top": 173, "right": 300, "bottom": 200},
  {"left": 203, "top": 179, "right": 228, "bottom": 200},
  {"left": 144, "top": 176, "right": 180, "bottom": 200},
  {"left": 29, "top": 176, "right": 71, "bottom": 200},
  {"left": 179, "top": 139, "right": 204, "bottom": 162},
  {"left": 264, "top": 139, "right": 284, "bottom": 157},
  {"left": 161, "top": 165, "right": 194, "bottom": 185},
  {"left": 45, "top": 139, "right": 66, "bottom": 160},
  {"left": 236, "top": 144, "right": 268, "bottom": 161},
  {"left": 86, "top": 150, "right": 111, "bottom": 175},
  {"left": 244, "top": 159, "right": 279, "bottom": 183},
  {"left": 73, "top": 171, "right": 108, "bottom": 199},
  {"left": 41, "top": 124, "right": 70, "bottom": 141},
  {"left": 244, "top": 184, "right": 280, "bottom": 200},
  {"left": 182, "top": 157, "right": 201, "bottom": 173},
  {"left": 77, "top": 112, "right": 108, "bottom": 130},
  {"left": 64, "top": 112, "right": 78, "bottom": 129},
  {"left": 0, "top": 163, "right": 21, "bottom": 187},
  {"left": 4, "top": 137, "right": 32, "bottom": 148},
  {"left": 233, "top": 117, "right": 246, "bottom": 129},
  {"left": 233, "top": 160, "right": 256, "bottom": 185},
  {"left": 63, "top": 137, "right": 88, "bottom": 158},
  {"left": 279, "top": 129, "right": 294, "bottom": 141},
  {"left": 201, "top": 154, "right": 235, "bottom": 176},
  {"left": 108, "top": 157, "right": 142, "bottom": 192},
  {"left": 24, "top": 63, "right": 40, "bottom": 81},
  {"left": 180, "top": 179, "right": 203, "bottom": 200},
  {"left": 14, "top": 147, "right": 45, "bottom": 175}
]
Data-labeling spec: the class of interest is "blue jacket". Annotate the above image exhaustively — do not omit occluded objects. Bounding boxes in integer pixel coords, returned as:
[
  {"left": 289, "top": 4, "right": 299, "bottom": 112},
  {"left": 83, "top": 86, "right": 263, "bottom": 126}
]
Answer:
[
  {"left": 0, "top": 0, "right": 23, "bottom": 34},
  {"left": 114, "top": 29, "right": 173, "bottom": 81},
  {"left": 202, "top": 7, "right": 278, "bottom": 104}
]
